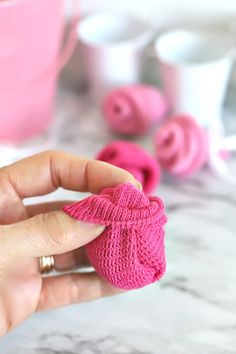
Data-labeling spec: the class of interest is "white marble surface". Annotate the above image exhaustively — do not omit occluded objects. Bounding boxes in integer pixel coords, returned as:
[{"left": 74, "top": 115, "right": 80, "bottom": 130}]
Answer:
[{"left": 0, "top": 76, "right": 236, "bottom": 353}]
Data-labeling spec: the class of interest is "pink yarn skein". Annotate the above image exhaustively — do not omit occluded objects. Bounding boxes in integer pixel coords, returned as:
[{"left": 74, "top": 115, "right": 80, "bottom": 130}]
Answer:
[
  {"left": 63, "top": 183, "right": 167, "bottom": 290},
  {"left": 103, "top": 85, "right": 167, "bottom": 135},
  {"left": 155, "top": 115, "right": 209, "bottom": 178},
  {"left": 97, "top": 140, "right": 161, "bottom": 194}
]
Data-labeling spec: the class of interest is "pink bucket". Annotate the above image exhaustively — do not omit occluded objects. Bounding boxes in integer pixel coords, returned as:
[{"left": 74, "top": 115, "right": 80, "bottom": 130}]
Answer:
[{"left": 0, "top": 0, "right": 78, "bottom": 142}]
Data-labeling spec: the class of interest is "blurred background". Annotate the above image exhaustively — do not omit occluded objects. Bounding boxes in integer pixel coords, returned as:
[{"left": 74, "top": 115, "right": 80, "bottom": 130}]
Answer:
[
  {"left": 77, "top": 0, "right": 236, "bottom": 25},
  {"left": 1, "top": 0, "right": 236, "bottom": 353},
  {"left": 67, "top": 0, "right": 236, "bottom": 84}
]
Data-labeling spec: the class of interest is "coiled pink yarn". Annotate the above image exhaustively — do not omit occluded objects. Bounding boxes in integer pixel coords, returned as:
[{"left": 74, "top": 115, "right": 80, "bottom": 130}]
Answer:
[
  {"left": 155, "top": 115, "right": 209, "bottom": 178},
  {"left": 97, "top": 140, "right": 161, "bottom": 194},
  {"left": 63, "top": 183, "right": 167, "bottom": 290},
  {"left": 103, "top": 84, "right": 167, "bottom": 135}
]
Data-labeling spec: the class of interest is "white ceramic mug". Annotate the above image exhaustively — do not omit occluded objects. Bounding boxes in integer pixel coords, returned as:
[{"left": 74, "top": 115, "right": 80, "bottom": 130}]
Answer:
[
  {"left": 77, "top": 12, "right": 153, "bottom": 101},
  {"left": 155, "top": 29, "right": 234, "bottom": 133}
]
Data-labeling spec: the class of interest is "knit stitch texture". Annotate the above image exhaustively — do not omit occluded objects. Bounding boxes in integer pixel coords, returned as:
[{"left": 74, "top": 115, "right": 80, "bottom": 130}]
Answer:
[
  {"left": 63, "top": 183, "right": 167, "bottom": 290},
  {"left": 97, "top": 140, "right": 161, "bottom": 195}
]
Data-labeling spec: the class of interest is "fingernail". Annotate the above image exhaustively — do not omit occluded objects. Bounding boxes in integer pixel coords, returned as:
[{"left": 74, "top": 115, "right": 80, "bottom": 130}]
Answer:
[{"left": 135, "top": 180, "right": 143, "bottom": 191}]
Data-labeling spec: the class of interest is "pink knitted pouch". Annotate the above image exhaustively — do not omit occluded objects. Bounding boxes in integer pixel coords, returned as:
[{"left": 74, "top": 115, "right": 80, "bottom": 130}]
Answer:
[{"left": 63, "top": 183, "right": 167, "bottom": 290}]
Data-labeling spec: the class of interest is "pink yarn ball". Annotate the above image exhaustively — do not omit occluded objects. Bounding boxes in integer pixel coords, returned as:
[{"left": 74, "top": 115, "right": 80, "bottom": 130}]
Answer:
[
  {"left": 102, "top": 85, "right": 167, "bottom": 136},
  {"left": 63, "top": 183, "right": 167, "bottom": 290},
  {"left": 155, "top": 115, "right": 209, "bottom": 178},
  {"left": 97, "top": 140, "right": 161, "bottom": 194}
]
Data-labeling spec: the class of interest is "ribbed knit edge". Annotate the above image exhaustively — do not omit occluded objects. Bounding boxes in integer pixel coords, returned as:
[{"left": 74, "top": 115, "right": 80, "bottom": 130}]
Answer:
[{"left": 63, "top": 197, "right": 166, "bottom": 227}]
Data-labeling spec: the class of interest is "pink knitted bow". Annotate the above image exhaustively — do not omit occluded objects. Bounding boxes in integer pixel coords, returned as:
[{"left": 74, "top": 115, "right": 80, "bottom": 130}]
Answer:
[{"left": 63, "top": 183, "right": 167, "bottom": 290}]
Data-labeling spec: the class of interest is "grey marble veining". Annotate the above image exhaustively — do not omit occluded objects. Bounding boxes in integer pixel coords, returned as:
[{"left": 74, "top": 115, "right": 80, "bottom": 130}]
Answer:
[{"left": 0, "top": 75, "right": 236, "bottom": 353}]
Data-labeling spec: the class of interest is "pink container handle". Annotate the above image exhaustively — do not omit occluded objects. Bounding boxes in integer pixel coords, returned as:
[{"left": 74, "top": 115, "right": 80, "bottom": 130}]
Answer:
[
  {"left": 2, "top": 0, "right": 79, "bottom": 92},
  {"left": 46, "top": 0, "right": 79, "bottom": 78}
]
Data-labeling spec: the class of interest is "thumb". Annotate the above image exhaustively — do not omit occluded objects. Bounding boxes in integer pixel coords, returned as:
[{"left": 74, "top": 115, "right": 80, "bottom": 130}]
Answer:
[{"left": 0, "top": 211, "right": 104, "bottom": 262}]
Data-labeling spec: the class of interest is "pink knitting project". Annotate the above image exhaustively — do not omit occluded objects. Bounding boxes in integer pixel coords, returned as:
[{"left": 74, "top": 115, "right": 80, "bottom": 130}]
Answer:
[
  {"left": 97, "top": 140, "right": 161, "bottom": 195},
  {"left": 155, "top": 115, "right": 209, "bottom": 178},
  {"left": 103, "top": 84, "right": 167, "bottom": 135},
  {"left": 63, "top": 183, "right": 167, "bottom": 290}
]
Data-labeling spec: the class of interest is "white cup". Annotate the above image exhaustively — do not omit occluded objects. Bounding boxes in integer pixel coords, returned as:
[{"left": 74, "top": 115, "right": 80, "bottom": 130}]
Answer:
[
  {"left": 155, "top": 29, "right": 234, "bottom": 133},
  {"left": 77, "top": 12, "right": 153, "bottom": 101}
]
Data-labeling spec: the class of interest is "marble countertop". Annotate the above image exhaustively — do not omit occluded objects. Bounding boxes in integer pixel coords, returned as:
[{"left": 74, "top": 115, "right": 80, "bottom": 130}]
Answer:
[{"left": 0, "top": 75, "right": 236, "bottom": 354}]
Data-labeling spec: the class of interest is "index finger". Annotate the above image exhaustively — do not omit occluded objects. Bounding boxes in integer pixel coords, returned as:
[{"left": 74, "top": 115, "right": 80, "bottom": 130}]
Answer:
[{"left": 1, "top": 150, "right": 140, "bottom": 198}]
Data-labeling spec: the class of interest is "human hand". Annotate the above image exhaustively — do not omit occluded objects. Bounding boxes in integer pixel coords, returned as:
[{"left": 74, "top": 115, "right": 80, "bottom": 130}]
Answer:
[{"left": 0, "top": 150, "right": 140, "bottom": 335}]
